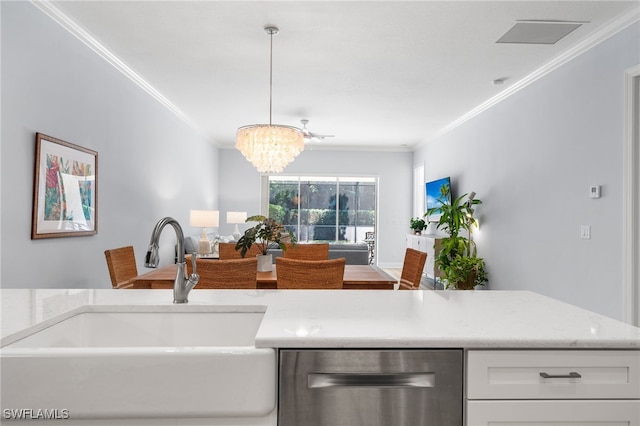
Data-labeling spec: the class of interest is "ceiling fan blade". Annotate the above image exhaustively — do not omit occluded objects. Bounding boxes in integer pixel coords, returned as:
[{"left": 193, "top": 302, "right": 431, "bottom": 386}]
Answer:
[
  {"left": 300, "top": 119, "right": 334, "bottom": 142},
  {"left": 307, "top": 132, "right": 334, "bottom": 139}
]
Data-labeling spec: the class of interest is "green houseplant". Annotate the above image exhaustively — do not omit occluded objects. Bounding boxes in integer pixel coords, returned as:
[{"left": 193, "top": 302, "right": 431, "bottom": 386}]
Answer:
[
  {"left": 444, "top": 256, "right": 488, "bottom": 290},
  {"left": 426, "top": 190, "right": 487, "bottom": 290},
  {"left": 410, "top": 217, "right": 427, "bottom": 235},
  {"left": 235, "top": 215, "right": 296, "bottom": 271}
]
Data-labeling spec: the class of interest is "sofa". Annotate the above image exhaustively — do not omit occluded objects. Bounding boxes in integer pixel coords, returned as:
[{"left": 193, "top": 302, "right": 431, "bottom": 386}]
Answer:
[
  {"left": 177, "top": 233, "right": 232, "bottom": 261},
  {"left": 181, "top": 236, "right": 370, "bottom": 265},
  {"left": 269, "top": 242, "right": 370, "bottom": 265},
  {"left": 183, "top": 233, "right": 228, "bottom": 254}
]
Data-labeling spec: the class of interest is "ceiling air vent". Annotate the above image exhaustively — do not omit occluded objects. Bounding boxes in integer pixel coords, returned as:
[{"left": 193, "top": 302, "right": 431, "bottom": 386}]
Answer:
[{"left": 496, "top": 20, "right": 586, "bottom": 45}]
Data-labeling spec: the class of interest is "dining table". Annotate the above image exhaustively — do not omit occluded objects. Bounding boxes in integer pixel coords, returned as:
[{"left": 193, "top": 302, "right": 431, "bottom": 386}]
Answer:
[{"left": 129, "top": 264, "right": 397, "bottom": 290}]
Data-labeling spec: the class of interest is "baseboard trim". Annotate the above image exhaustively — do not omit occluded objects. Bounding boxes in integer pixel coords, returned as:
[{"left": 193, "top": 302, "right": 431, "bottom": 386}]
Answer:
[{"left": 377, "top": 262, "right": 403, "bottom": 269}]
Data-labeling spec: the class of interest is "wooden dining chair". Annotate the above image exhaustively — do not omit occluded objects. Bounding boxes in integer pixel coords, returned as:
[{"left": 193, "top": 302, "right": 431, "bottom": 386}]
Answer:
[
  {"left": 218, "top": 242, "right": 262, "bottom": 259},
  {"left": 186, "top": 257, "right": 258, "bottom": 289},
  {"left": 275, "top": 257, "right": 345, "bottom": 289},
  {"left": 282, "top": 243, "right": 329, "bottom": 260},
  {"left": 104, "top": 246, "right": 138, "bottom": 289},
  {"left": 398, "top": 248, "right": 428, "bottom": 290}
]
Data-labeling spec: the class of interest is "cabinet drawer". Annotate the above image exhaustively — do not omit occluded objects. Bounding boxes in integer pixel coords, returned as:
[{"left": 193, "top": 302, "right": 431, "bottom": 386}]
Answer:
[
  {"left": 467, "top": 350, "right": 640, "bottom": 400},
  {"left": 467, "top": 400, "right": 640, "bottom": 425}
]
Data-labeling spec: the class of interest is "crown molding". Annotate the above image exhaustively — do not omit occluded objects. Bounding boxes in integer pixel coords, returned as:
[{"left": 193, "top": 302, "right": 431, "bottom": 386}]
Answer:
[
  {"left": 30, "top": 0, "right": 201, "bottom": 135},
  {"left": 419, "top": 7, "right": 640, "bottom": 148},
  {"left": 30, "top": 1, "right": 638, "bottom": 151},
  {"left": 219, "top": 142, "right": 412, "bottom": 153}
]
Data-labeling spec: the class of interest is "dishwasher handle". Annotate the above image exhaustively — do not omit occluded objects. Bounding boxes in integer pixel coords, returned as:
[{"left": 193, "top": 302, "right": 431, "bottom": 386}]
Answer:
[{"left": 308, "top": 372, "right": 435, "bottom": 389}]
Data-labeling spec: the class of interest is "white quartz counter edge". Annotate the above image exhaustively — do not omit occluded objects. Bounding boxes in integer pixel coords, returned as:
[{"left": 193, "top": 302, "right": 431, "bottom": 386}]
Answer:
[{"left": 1, "top": 289, "right": 639, "bottom": 349}]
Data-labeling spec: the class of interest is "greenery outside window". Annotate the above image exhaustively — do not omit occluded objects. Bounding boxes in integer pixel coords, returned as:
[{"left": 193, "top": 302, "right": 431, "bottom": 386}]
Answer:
[{"left": 266, "top": 176, "right": 376, "bottom": 243}]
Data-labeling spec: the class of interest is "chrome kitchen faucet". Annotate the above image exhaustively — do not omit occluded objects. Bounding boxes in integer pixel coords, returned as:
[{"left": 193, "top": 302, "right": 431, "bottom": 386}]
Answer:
[{"left": 145, "top": 217, "right": 199, "bottom": 303}]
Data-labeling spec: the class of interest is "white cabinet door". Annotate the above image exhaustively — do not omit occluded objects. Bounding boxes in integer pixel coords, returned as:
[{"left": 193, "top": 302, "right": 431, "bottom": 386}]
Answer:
[
  {"left": 467, "top": 350, "right": 640, "bottom": 400},
  {"left": 422, "top": 237, "right": 436, "bottom": 278},
  {"left": 406, "top": 235, "right": 436, "bottom": 278},
  {"left": 467, "top": 400, "right": 640, "bottom": 426},
  {"left": 406, "top": 234, "right": 419, "bottom": 250}
]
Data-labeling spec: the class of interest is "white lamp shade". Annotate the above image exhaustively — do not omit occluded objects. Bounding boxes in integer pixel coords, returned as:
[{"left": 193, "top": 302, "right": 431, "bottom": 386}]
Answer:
[
  {"left": 226, "top": 211, "right": 247, "bottom": 224},
  {"left": 190, "top": 210, "right": 219, "bottom": 228}
]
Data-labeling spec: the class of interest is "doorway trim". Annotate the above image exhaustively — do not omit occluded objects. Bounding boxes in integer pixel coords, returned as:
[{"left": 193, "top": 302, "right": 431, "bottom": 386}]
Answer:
[
  {"left": 413, "top": 163, "right": 425, "bottom": 219},
  {"left": 623, "top": 64, "right": 640, "bottom": 325}
]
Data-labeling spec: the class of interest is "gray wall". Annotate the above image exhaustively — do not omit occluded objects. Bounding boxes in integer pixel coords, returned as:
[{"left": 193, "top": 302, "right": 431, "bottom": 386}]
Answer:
[
  {"left": 1, "top": 2, "right": 219, "bottom": 288},
  {"left": 414, "top": 22, "right": 640, "bottom": 320},
  {"left": 218, "top": 148, "right": 413, "bottom": 267}
]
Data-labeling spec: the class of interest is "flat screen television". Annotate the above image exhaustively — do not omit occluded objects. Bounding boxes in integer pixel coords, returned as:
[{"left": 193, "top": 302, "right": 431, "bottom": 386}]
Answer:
[{"left": 425, "top": 176, "right": 451, "bottom": 220}]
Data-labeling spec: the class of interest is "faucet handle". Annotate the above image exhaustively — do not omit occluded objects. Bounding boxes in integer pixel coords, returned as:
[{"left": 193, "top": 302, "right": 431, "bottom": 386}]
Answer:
[
  {"left": 187, "top": 253, "right": 199, "bottom": 291},
  {"left": 190, "top": 252, "right": 197, "bottom": 275}
]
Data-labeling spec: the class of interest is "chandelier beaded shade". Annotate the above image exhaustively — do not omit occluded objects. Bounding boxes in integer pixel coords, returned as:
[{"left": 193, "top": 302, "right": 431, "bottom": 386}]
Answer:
[
  {"left": 236, "top": 124, "right": 304, "bottom": 173},
  {"left": 236, "top": 26, "right": 304, "bottom": 174}
]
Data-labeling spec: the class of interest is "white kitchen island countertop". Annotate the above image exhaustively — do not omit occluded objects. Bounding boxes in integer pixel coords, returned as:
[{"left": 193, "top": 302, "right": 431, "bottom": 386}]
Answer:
[{"left": 1, "top": 289, "right": 639, "bottom": 349}]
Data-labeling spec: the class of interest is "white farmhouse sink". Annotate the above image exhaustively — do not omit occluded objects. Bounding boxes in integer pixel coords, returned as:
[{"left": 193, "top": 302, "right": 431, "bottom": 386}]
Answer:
[
  {"left": 1, "top": 306, "right": 276, "bottom": 420},
  {"left": 4, "top": 310, "right": 265, "bottom": 348}
]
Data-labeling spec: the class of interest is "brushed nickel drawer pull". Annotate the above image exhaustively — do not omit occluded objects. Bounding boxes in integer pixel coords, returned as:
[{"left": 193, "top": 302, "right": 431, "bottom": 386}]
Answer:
[
  {"left": 539, "top": 371, "right": 582, "bottom": 379},
  {"left": 308, "top": 372, "right": 435, "bottom": 388}
]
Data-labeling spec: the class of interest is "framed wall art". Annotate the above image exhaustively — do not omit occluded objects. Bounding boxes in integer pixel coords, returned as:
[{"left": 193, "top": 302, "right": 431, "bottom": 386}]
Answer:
[{"left": 31, "top": 133, "right": 98, "bottom": 239}]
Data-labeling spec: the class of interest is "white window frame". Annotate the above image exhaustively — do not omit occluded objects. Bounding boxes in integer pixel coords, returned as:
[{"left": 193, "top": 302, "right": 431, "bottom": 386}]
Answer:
[{"left": 261, "top": 174, "right": 378, "bottom": 243}]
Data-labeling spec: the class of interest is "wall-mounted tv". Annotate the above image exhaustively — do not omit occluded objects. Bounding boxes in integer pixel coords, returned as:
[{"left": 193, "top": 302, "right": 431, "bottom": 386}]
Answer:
[{"left": 425, "top": 176, "right": 451, "bottom": 219}]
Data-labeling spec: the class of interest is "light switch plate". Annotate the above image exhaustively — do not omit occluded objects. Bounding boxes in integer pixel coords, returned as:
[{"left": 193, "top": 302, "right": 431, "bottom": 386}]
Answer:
[
  {"left": 580, "top": 225, "right": 591, "bottom": 239},
  {"left": 589, "top": 185, "right": 600, "bottom": 198}
]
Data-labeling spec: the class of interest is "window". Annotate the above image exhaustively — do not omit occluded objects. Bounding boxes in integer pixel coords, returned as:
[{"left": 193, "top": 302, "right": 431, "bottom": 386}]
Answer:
[{"left": 267, "top": 176, "right": 376, "bottom": 243}]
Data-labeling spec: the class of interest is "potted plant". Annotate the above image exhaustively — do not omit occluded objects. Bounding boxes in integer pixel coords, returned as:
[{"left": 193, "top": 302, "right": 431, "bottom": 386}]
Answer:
[
  {"left": 426, "top": 191, "right": 487, "bottom": 290},
  {"left": 235, "top": 215, "right": 296, "bottom": 272},
  {"left": 444, "top": 256, "right": 488, "bottom": 290},
  {"left": 410, "top": 217, "right": 427, "bottom": 235}
]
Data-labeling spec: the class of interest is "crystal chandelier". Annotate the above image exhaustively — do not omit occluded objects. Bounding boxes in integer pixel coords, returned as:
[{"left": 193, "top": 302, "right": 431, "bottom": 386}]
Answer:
[{"left": 236, "top": 26, "right": 304, "bottom": 174}]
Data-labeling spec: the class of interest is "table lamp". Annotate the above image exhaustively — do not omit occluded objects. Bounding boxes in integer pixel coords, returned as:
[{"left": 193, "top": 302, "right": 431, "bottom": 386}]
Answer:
[
  {"left": 190, "top": 210, "right": 219, "bottom": 255},
  {"left": 227, "top": 211, "right": 247, "bottom": 241}
]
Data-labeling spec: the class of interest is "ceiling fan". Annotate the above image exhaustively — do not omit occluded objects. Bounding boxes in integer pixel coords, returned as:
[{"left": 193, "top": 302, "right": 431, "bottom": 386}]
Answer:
[{"left": 300, "top": 119, "right": 334, "bottom": 143}]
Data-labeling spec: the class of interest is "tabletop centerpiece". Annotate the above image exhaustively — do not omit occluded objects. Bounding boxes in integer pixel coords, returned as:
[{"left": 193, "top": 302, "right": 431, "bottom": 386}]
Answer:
[{"left": 235, "top": 215, "right": 296, "bottom": 271}]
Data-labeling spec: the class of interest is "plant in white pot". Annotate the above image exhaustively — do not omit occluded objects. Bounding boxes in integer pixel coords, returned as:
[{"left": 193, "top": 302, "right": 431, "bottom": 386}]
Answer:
[
  {"left": 235, "top": 215, "right": 296, "bottom": 272},
  {"left": 410, "top": 217, "right": 427, "bottom": 235}
]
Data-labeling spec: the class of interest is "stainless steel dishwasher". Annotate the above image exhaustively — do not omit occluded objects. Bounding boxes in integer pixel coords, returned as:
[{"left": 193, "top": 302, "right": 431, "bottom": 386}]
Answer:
[{"left": 278, "top": 349, "right": 463, "bottom": 426}]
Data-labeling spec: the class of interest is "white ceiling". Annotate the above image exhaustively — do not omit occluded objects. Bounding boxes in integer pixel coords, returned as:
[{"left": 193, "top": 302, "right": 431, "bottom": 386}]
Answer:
[{"left": 47, "top": 1, "right": 639, "bottom": 150}]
